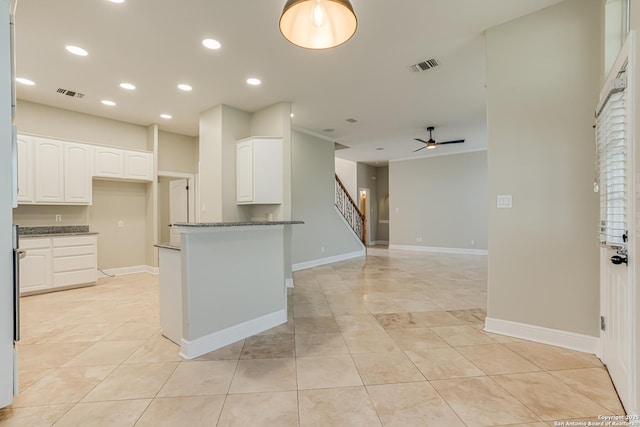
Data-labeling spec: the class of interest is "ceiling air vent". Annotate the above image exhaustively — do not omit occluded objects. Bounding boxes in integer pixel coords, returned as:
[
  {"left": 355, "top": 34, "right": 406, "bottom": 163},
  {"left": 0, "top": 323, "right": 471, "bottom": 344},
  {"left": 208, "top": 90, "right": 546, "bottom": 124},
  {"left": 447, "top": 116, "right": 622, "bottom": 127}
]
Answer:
[
  {"left": 57, "top": 88, "right": 85, "bottom": 99},
  {"left": 409, "top": 58, "right": 439, "bottom": 73}
]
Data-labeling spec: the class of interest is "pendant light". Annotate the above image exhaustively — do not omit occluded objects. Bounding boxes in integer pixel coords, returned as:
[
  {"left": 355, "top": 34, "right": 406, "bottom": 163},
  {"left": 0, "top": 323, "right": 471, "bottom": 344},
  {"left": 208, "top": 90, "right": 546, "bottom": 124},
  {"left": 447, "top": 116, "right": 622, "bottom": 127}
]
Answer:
[{"left": 279, "top": 0, "right": 358, "bottom": 50}]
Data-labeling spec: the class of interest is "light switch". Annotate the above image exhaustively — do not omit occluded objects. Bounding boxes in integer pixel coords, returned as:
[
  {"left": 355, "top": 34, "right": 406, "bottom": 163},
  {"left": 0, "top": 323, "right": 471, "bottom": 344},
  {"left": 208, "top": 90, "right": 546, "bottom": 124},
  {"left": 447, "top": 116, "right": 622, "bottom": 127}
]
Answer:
[{"left": 497, "top": 195, "right": 512, "bottom": 209}]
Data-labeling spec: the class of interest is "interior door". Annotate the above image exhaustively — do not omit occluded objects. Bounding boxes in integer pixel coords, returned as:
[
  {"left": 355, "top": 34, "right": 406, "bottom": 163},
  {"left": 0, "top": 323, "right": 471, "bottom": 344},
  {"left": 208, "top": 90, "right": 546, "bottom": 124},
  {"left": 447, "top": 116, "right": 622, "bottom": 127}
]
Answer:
[
  {"left": 169, "top": 179, "right": 189, "bottom": 246},
  {"left": 596, "top": 36, "right": 634, "bottom": 412}
]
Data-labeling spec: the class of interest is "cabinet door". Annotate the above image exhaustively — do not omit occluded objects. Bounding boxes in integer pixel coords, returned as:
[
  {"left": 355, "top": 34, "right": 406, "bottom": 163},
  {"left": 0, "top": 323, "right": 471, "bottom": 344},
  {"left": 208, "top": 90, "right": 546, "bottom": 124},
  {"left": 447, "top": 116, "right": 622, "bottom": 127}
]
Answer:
[
  {"left": 253, "top": 138, "right": 283, "bottom": 204},
  {"left": 236, "top": 140, "right": 254, "bottom": 203},
  {"left": 94, "top": 147, "right": 124, "bottom": 178},
  {"left": 20, "top": 247, "right": 52, "bottom": 293},
  {"left": 17, "top": 134, "right": 34, "bottom": 203},
  {"left": 124, "top": 151, "right": 152, "bottom": 181},
  {"left": 64, "top": 142, "right": 92, "bottom": 204},
  {"left": 33, "top": 138, "right": 64, "bottom": 203}
]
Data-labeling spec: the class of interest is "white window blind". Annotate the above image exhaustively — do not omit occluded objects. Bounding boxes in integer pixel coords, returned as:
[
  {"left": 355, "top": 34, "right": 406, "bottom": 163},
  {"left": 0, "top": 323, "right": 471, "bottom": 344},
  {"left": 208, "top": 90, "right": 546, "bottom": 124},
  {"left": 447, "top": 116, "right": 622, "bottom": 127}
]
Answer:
[{"left": 596, "top": 82, "right": 627, "bottom": 248}]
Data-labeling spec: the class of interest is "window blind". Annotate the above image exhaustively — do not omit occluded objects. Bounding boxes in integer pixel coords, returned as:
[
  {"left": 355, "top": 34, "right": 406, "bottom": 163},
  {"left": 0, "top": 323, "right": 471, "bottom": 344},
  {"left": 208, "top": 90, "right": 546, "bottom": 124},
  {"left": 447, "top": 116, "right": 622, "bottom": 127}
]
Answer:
[{"left": 596, "top": 81, "right": 627, "bottom": 248}]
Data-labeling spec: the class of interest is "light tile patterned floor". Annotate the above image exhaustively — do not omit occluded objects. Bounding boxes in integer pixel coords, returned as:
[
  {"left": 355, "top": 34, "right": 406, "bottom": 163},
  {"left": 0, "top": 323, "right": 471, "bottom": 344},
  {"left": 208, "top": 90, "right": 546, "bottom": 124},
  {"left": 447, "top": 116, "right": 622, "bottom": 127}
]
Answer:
[{"left": 0, "top": 248, "right": 625, "bottom": 426}]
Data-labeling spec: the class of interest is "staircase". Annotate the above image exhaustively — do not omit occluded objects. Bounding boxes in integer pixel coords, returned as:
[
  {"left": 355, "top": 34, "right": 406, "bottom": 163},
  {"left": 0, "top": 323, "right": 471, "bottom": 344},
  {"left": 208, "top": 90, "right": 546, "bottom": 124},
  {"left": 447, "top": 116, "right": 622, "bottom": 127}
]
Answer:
[{"left": 335, "top": 174, "right": 366, "bottom": 244}]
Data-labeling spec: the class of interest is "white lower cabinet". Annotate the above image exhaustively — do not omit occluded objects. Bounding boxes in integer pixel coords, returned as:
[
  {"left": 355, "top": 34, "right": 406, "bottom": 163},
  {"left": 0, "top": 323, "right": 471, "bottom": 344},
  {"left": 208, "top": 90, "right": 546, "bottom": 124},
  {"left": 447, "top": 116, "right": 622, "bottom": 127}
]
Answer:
[
  {"left": 19, "top": 238, "right": 52, "bottom": 293},
  {"left": 20, "top": 235, "right": 97, "bottom": 295}
]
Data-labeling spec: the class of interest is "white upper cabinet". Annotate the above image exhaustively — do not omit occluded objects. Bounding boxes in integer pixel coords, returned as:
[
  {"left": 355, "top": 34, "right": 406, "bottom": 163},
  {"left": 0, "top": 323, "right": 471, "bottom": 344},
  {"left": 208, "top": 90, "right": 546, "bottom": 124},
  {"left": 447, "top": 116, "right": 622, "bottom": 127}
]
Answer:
[
  {"left": 124, "top": 151, "right": 153, "bottom": 181},
  {"left": 94, "top": 147, "right": 152, "bottom": 181},
  {"left": 94, "top": 146, "right": 124, "bottom": 178},
  {"left": 17, "top": 134, "right": 34, "bottom": 203},
  {"left": 236, "top": 137, "right": 283, "bottom": 205},
  {"left": 64, "top": 143, "right": 92, "bottom": 204},
  {"left": 33, "top": 137, "right": 64, "bottom": 203}
]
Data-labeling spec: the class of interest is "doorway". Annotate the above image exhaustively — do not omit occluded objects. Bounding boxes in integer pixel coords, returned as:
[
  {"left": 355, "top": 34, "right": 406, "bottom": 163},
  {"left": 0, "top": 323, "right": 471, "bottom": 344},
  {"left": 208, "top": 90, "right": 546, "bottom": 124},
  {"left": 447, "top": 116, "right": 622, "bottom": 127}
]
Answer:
[
  {"left": 359, "top": 188, "right": 370, "bottom": 245},
  {"left": 158, "top": 174, "right": 195, "bottom": 246}
]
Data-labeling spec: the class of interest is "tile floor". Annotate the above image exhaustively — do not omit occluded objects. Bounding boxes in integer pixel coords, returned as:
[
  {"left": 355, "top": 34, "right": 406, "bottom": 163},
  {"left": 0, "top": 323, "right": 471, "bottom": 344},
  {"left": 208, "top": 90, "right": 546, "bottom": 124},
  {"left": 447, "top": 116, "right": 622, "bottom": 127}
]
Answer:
[{"left": 0, "top": 247, "right": 625, "bottom": 426}]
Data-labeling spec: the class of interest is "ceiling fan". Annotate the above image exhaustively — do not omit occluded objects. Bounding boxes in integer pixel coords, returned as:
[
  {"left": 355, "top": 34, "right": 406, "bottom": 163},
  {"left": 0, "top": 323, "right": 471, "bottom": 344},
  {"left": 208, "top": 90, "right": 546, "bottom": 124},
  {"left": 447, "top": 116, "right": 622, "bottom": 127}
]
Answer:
[{"left": 414, "top": 126, "right": 465, "bottom": 152}]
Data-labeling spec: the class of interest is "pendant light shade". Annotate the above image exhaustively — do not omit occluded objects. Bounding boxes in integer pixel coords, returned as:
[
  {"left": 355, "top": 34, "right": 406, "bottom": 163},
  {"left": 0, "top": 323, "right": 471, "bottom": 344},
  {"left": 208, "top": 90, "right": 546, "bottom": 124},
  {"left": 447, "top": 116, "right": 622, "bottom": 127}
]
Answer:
[{"left": 279, "top": 0, "right": 357, "bottom": 49}]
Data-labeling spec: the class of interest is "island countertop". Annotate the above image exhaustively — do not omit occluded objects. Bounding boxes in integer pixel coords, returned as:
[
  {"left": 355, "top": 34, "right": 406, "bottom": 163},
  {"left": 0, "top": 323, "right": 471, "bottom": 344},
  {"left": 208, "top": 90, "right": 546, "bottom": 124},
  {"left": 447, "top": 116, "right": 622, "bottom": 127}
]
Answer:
[{"left": 173, "top": 221, "right": 304, "bottom": 228}]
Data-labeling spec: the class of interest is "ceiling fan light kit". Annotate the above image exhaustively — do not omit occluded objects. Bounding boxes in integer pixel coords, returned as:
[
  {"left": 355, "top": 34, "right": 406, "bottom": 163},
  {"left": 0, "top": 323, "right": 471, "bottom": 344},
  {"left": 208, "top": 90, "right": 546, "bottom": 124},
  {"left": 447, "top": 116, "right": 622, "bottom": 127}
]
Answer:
[
  {"left": 279, "top": 0, "right": 358, "bottom": 50},
  {"left": 413, "top": 126, "right": 465, "bottom": 152}
]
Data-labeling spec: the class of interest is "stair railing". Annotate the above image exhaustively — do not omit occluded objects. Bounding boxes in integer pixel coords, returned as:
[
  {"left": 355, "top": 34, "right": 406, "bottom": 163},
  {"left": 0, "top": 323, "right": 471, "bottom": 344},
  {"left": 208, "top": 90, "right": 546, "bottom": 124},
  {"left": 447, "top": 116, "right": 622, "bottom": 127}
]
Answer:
[{"left": 335, "top": 174, "right": 365, "bottom": 244}]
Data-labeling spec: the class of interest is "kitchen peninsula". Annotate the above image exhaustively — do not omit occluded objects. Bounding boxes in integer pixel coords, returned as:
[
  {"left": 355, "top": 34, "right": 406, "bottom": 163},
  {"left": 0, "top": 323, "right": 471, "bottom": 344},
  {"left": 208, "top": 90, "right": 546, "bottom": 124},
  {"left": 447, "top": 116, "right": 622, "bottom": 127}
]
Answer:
[{"left": 156, "top": 221, "right": 302, "bottom": 359}]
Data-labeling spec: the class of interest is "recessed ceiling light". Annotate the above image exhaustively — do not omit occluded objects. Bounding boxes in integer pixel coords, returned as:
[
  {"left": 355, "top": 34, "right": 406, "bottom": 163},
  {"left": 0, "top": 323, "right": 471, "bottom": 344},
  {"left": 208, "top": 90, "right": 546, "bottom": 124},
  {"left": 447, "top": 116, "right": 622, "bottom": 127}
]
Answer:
[
  {"left": 246, "top": 78, "right": 261, "bottom": 86},
  {"left": 101, "top": 100, "right": 116, "bottom": 106},
  {"left": 202, "top": 39, "right": 221, "bottom": 50},
  {"left": 119, "top": 82, "right": 136, "bottom": 90},
  {"left": 15, "top": 77, "right": 35, "bottom": 86},
  {"left": 65, "top": 45, "right": 88, "bottom": 56},
  {"left": 160, "top": 114, "right": 172, "bottom": 119},
  {"left": 290, "top": 113, "right": 294, "bottom": 118},
  {"left": 177, "top": 83, "right": 192, "bottom": 91},
  {"left": 109, "top": 0, "right": 125, "bottom": 3}
]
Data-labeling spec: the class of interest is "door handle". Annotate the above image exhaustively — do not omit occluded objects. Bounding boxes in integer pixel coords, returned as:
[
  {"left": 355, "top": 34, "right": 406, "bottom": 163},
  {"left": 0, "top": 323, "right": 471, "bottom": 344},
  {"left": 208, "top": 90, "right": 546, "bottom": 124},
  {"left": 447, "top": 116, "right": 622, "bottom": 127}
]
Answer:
[{"left": 611, "top": 255, "right": 628, "bottom": 265}]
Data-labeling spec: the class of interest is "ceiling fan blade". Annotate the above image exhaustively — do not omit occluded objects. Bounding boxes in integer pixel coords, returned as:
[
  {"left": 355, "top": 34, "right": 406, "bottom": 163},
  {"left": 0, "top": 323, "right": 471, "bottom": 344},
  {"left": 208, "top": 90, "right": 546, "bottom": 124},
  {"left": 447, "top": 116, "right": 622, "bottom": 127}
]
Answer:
[
  {"left": 413, "top": 146, "right": 427, "bottom": 152},
  {"left": 436, "top": 139, "right": 465, "bottom": 145},
  {"left": 414, "top": 138, "right": 429, "bottom": 144}
]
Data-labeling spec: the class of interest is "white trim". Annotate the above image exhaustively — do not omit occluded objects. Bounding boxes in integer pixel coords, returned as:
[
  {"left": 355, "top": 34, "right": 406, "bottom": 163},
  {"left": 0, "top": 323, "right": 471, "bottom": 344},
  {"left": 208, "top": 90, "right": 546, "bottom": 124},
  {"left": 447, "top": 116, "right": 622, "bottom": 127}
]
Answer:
[
  {"left": 285, "top": 278, "right": 294, "bottom": 288},
  {"left": 389, "top": 244, "right": 488, "bottom": 256},
  {"left": 292, "top": 249, "right": 366, "bottom": 271},
  {"left": 378, "top": 220, "right": 389, "bottom": 224},
  {"left": 375, "top": 240, "right": 389, "bottom": 245},
  {"left": 97, "top": 265, "right": 158, "bottom": 277},
  {"left": 390, "top": 147, "right": 487, "bottom": 163},
  {"left": 179, "top": 309, "right": 287, "bottom": 359},
  {"left": 484, "top": 317, "right": 600, "bottom": 355}
]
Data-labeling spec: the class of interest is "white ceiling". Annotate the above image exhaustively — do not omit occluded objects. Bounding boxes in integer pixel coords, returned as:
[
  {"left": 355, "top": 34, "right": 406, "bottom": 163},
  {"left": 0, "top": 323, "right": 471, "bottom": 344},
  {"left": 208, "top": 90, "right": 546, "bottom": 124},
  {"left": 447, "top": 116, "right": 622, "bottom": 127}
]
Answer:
[{"left": 14, "top": 0, "right": 564, "bottom": 163}]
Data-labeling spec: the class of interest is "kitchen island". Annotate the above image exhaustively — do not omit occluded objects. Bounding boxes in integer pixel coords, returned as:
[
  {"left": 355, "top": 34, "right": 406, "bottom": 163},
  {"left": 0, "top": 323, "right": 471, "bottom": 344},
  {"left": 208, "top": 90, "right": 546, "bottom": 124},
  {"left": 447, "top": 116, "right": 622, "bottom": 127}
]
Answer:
[{"left": 156, "top": 221, "right": 302, "bottom": 359}]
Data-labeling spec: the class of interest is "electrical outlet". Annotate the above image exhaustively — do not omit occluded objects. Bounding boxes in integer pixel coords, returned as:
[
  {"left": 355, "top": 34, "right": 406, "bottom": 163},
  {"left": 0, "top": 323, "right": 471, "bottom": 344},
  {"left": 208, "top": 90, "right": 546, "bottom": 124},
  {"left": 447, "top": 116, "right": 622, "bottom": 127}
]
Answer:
[
  {"left": 118, "top": 220, "right": 124, "bottom": 228},
  {"left": 321, "top": 246, "right": 325, "bottom": 253},
  {"left": 470, "top": 239, "right": 475, "bottom": 246},
  {"left": 416, "top": 237, "right": 422, "bottom": 243},
  {"left": 55, "top": 214, "right": 62, "bottom": 222},
  {"left": 395, "top": 207, "right": 400, "bottom": 213}
]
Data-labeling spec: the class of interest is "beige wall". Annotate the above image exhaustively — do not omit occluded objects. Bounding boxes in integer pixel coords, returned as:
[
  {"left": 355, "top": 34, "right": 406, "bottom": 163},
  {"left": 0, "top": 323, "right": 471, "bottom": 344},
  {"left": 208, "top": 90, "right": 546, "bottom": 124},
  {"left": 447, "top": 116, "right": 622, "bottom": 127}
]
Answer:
[
  {"left": 220, "top": 105, "right": 251, "bottom": 222},
  {"left": 291, "top": 130, "right": 364, "bottom": 263},
  {"left": 89, "top": 180, "right": 148, "bottom": 269},
  {"left": 16, "top": 100, "right": 147, "bottom": 150},
  {"left": 486, "top": 0, "right": 601, "bottom": 336},
  {"left": 198, "top": 105, "right": 224, "bottom": 222},
  {"left": 158, "top": 130, "right": 198, "bottom": 174},
  {"left": 389, "top": 151, "right": 487, "bottom": 250}
]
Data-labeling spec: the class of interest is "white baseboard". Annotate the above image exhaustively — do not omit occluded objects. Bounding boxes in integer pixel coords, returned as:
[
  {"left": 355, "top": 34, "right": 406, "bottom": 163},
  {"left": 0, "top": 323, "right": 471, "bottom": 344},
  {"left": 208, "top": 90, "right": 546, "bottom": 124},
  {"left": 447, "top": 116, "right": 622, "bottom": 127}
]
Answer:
[
  {"left": 179, "top": 309, "right": 287, "bottom": 360},
  {"left": 373, "top": 240, "right": 389, "bottom": 245},
  {"left": 285, "top": 278, "right": 294, "bottom": 288},
  {"left": 97, "top": 265, "right": 158, "bottom": 278},
  {"left": 292, "top": 249, "right": 366, "bottom": 271},
  {"left": 484, "top": 317, "right": 600, "bottom": 355},
  {"left": 389, "top": 244, "right": 488, "bottom": 256}
]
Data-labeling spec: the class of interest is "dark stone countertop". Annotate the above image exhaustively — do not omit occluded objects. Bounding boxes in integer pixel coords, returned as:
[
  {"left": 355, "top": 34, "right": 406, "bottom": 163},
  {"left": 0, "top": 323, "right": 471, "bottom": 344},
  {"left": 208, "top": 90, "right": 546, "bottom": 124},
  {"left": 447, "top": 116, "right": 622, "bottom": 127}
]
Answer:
[{"left": 18, "top": 225, "right": 98, "bottom": 238}]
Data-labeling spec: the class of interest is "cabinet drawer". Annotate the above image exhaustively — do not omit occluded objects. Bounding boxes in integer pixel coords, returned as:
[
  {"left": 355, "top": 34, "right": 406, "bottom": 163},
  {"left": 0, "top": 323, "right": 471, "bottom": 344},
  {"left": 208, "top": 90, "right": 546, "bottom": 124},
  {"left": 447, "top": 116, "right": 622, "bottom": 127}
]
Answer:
[
  {"left": 53, "top": 235, "right": 96, "bottom": 247},
  {"left": 20, "top": 238, "right": 51, "bottom": 250},
  {"left": 53, "top": 269, "right": 96, "bottom": 287},
  {"left": 53, "top": 254, "right": 96, "bottom": 273},
  {"left": 53, "top": 245, "right": 96, "bottom": 257}
]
